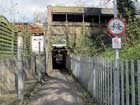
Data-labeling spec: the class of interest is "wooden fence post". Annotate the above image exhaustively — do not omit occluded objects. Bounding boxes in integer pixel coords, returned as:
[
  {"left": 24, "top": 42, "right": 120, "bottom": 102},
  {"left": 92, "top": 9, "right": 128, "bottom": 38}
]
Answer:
[
  {"left": 17, "top": 31, "right": 24, "bottom": 101},
  {"left": 0, "top": 57, "right": 4, "bottom": 96}
]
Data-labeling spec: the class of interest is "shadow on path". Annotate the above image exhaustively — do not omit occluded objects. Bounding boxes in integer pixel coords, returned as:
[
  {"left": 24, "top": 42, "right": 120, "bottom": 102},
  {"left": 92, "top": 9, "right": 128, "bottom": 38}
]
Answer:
[{"left": 29, "top": 70, "right": 85, "bottom": 105}]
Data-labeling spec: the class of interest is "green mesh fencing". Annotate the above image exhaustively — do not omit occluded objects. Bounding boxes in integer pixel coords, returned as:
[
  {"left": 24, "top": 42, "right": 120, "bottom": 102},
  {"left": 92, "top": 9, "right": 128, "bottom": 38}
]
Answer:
[{"left": 0, "top": 16, "right": 31, "bottom": 56}]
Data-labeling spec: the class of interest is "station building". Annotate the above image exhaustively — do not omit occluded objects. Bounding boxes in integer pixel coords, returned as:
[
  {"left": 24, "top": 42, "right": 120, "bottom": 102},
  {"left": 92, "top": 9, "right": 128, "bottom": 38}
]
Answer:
[{"left": 47, "top": 6, "right": 114, "bottom": 71}]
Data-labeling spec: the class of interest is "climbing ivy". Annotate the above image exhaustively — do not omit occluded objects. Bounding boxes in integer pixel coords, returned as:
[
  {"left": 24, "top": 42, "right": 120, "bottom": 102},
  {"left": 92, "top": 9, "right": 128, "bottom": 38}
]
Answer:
[{"left": 118, "top": 0, "right": 140, "bottom": 45}]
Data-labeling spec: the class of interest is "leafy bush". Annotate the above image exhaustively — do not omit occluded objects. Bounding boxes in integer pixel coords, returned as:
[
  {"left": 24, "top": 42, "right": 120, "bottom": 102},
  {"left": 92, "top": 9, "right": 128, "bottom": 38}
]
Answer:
[{"left": 101, "top": 43, "right": 140, "bottom": 60}]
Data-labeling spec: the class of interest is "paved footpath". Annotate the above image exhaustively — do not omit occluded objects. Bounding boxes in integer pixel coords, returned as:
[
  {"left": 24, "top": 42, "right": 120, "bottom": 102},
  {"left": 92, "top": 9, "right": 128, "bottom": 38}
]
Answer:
[{"left": 29, "top": 70, "right": 85, "bottom": 105}]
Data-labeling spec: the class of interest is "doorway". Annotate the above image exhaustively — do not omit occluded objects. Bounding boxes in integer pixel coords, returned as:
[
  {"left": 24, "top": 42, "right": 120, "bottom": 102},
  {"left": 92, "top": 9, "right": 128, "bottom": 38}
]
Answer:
[{"left": 52, "top": 46, "right": 67, "bottom": 69}]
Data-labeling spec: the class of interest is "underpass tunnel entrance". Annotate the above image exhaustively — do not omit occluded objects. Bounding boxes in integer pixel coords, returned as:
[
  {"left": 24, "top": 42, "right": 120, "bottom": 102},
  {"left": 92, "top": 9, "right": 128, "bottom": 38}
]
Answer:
[{"left": 52, "top": 45, "right": 67, "bottom": 69}]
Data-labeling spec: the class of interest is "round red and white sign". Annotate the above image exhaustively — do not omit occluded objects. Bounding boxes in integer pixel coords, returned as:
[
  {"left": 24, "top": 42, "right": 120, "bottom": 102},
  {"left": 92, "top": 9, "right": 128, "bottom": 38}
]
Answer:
[{"left": 107, "top": 18, "right": 126, "bottom": 37}]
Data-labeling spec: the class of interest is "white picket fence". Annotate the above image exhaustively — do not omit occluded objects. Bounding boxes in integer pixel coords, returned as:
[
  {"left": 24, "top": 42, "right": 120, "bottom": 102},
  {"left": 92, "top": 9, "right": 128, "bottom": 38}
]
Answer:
[{"left": 66, "top": 55, "right": 140, "bottom": 105}]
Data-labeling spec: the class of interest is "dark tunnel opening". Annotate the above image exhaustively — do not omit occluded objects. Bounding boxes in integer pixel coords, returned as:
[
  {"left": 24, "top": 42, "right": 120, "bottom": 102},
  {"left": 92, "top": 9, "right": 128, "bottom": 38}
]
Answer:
[{"left": 52, "top": 47, "right": 67, "bottom": 70}]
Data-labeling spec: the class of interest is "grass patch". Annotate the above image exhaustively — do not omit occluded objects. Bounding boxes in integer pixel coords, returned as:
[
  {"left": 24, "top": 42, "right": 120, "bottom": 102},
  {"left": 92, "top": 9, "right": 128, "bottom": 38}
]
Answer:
[
  {"left": 101, "top": 44, "right": 140, "bottom": 60},
  {"left": 80, "top": 88, "right": 96, "bottom": 105},
  {"left": 0, "top": 94, "right": 19, "bottom": 105}
]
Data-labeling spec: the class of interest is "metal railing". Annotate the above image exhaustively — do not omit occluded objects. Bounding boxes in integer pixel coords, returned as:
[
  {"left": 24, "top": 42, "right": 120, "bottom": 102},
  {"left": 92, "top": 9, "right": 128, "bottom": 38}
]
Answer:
[{"left": 66, "top": 55, "right": 140, "bottom": 105}]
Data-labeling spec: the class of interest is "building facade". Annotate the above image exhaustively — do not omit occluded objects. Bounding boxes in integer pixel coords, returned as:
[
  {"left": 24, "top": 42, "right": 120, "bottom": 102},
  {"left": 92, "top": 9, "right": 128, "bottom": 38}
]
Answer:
[
  {"left": 47, "top": 6, "right": 114, "bottom": 71},
  {"left": 16, "top": 23, "right": 46, "bottom": 54}
]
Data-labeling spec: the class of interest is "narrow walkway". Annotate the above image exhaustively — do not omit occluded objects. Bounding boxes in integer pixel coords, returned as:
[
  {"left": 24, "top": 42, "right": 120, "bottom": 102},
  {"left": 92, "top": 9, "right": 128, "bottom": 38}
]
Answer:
[{"left": 29, "top": 70, "right": 85, "bottom": 105}]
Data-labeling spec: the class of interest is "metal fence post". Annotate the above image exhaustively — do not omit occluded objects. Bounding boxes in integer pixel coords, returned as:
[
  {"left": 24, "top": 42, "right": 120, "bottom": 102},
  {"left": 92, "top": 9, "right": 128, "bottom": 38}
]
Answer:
[
  {"left": 121, "top": 61, "right": 124, "bottom": 105},
  {"left": 110, "top": 61, "right": 113, "bottom": 105},
  {"left": 99, "top": 58, "right": 101, "bottom": 104},
  {"left": 93, "top": 57, "right": 96, "bottom": 98},
  {"left": 107, "top": 60, "right": 110, "bottom": 105},
  {"left": 95, "top": 57, "right": 98, "bottom": 100},
  {"left": 131, "top": 60, "right": 135, "bottom": 105},
  {"left": 102, "top": 58, "right": 105, "bottom": 105},
  {"left": 125, "top": 60, "right": 129, "bottom": 105},
  {"left": 17, "top": 31, "right": 24, "bottom": 101},
  {"left": 137, "top": 60, "right": 140, "bottom": 105}
]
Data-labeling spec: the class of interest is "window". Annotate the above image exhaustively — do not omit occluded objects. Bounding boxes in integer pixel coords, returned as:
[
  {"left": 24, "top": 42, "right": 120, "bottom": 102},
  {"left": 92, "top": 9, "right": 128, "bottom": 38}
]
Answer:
[
  {"left": 84, "top": 14, "right": 99, "bottom": 23},
  {"left": 67, "top": 14, "right": 83, "bottom": 22},
  {"left": 52, "top": 14, "right": 66, "bottom": 22}
]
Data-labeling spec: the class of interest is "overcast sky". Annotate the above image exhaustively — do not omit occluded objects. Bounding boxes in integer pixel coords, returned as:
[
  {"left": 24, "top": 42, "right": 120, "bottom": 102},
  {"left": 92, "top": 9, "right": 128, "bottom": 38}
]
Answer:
[{"left": 0, "top": 0, "right": 139, "bottom": 23}]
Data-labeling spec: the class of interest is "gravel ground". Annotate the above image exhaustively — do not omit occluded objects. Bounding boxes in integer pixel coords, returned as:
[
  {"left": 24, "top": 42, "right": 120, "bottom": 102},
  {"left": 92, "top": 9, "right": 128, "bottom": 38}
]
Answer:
[{"left": 29, "top": 69, "right": 85, "bottom": 105}]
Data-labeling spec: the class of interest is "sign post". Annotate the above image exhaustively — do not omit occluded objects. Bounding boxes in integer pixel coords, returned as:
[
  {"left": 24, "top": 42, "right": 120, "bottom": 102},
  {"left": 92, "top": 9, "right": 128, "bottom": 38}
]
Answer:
[
  {"left": 114, "top": 1, "right": 120, "bottom": 104},
  {"left": 107, "top": 17, "right": 126, "bottom": 105}
]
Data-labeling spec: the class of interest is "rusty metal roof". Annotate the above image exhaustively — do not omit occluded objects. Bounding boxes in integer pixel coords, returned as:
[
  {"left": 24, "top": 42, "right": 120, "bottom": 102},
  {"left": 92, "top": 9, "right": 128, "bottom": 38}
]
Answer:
[{"left": 15, "top": 23, "right": 45, "bottom": 34}]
